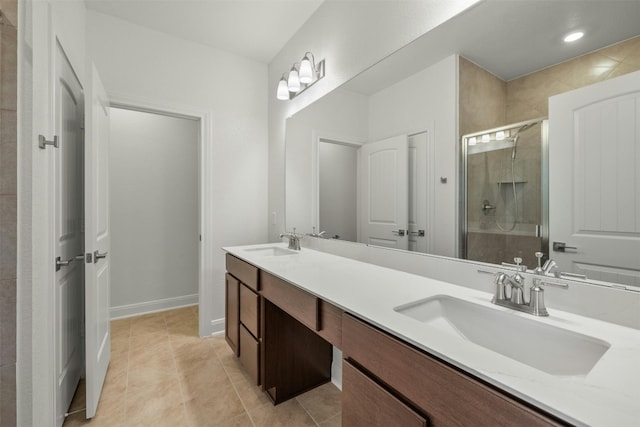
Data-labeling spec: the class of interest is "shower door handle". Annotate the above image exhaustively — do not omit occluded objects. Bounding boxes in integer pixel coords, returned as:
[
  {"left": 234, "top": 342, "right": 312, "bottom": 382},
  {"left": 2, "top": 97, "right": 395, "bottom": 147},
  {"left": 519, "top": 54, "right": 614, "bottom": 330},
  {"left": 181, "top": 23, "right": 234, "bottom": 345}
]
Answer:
[{"left": 552, "top": 242, "right": 577, "bottom": 253}]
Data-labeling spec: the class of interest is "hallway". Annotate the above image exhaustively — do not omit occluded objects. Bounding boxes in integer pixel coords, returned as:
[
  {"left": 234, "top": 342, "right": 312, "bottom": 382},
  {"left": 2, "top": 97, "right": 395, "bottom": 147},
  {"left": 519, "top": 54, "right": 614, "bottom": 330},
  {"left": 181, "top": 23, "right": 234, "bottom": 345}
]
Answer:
[{"left": 63, "top": 307, "right": 342, "bottom": 426}]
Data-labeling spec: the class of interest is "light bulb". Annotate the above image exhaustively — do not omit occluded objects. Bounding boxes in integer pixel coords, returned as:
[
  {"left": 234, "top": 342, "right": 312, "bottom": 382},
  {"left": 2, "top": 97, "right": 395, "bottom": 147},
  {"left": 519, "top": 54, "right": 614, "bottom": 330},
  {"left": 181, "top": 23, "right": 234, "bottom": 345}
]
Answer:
[
  {"left": 276, "top": 75, "right": 289, "bottom": 100},
  {"left": 299, "top": 53, "right": 314, "bottom": 84},
  {"left": 288, "top": 65, "right": 301, "bottom": 93}
]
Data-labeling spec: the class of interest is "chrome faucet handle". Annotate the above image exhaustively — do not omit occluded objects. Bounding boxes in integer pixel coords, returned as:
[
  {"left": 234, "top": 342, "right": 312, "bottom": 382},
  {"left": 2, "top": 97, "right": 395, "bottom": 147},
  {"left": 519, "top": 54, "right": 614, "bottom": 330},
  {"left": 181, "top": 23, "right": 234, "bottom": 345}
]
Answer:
[
  {"left": 492, "top": 272, "right": 508, "bottom": 302},
  {"left": 501, "top": 258, "right": 527, "bottom": 272},
  {"left": 280, "top": 227, "right": 303, "bottom": 250},
  {"left": 533, "top": 252, "right": 545, "bottom": 275},
  {"left": 529, "top": 278, "right": 549, "bottom": 316}
]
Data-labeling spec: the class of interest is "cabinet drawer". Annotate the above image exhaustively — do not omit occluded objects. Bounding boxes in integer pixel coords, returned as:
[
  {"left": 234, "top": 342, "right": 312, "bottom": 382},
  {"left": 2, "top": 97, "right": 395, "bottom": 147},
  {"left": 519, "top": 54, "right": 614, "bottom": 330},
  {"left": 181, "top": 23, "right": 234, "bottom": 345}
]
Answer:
[
  {"left": 318, "top": 300, "right": 343, "bottom": 348},
  {"left": 240, "top": 283, "right": 260, "bottom": 338},
  {"left": 261, "top": 271, "right": 319, "bottom": 331},
  {"left": 342, "top": 314, "right": 561, "bottom": 427},
  {"left": 239, "top": 324, "right": 260, "bottom": 385},
  {"left": 343, "top": 361, "right": 427, "bottom": 427},
  {"left": 226, "top": 254, "right": 259, "bottom": 291},
  {"left": 225, "top": 273, "right": 239, "bottom": 356}
]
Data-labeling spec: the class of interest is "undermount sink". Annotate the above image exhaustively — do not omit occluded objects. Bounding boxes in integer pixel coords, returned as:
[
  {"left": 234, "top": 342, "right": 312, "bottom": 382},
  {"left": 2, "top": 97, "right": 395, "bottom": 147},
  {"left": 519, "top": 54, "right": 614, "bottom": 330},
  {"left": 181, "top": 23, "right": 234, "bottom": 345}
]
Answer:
[
  {"left": 243, "top": 246, "right": 298, "bottom": 256},
  {"left": 394, "top": 295, "right": 610, "bottom": 376}
]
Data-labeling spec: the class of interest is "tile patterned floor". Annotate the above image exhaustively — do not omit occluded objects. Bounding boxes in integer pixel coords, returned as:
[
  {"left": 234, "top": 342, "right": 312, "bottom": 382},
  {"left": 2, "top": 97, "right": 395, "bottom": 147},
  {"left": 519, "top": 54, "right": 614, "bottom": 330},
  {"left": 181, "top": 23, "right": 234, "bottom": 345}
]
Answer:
[{"left": 63, "top": 306, "right": 342, "bottom": 427}]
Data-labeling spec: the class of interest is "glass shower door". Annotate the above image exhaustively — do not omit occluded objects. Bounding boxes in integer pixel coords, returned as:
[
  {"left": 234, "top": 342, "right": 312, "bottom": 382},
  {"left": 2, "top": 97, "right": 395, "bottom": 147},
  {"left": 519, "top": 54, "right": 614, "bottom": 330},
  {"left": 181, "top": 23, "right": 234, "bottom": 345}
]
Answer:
[{"left": 462, "top": 118, "right": 548, "bottom": 268}]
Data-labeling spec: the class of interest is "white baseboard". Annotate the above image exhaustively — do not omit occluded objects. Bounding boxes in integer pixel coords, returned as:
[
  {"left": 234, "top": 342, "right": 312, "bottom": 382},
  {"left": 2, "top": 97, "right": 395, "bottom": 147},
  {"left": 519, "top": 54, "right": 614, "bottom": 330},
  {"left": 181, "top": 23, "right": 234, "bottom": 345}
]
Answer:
[
  {"left": 110, "top": 294, "right": 199, "bottom": 319},
  {"left": 210, "top": 318, "right": 225, "bottom": 335}
]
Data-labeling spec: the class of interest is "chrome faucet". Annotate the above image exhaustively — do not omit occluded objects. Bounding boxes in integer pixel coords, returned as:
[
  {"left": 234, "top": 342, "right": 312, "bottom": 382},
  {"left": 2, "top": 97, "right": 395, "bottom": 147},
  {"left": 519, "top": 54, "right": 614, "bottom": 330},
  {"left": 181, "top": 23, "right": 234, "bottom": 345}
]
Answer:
[
  {"left": 307, "top": 227, "right": 327, "bottom": 238},
  {"left": 491, "top": 257, "right": 549, "bottom": 317},
  {"left": 280, "top": 228, "right": 303, "bottom": 250}
]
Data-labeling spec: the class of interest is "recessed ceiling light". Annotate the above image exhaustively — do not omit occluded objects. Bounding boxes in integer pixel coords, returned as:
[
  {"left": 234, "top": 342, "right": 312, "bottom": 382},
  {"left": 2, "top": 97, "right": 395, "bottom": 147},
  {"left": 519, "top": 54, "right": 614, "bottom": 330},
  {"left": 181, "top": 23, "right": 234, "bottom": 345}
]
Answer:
[{"left": 564, "top": 31, "right": 584, "bottom": 43}]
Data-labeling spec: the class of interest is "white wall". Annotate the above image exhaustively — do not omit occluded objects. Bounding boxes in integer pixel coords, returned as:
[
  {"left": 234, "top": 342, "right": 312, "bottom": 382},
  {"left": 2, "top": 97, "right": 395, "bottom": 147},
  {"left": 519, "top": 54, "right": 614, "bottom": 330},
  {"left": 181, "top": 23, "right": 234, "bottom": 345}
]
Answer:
[
  {"left": 109, "top": 108, "right": 199, "bottom": 316},
  {"left": 269, "top": 0, "right": 482, "bottom": 242},
  {"left": 368, "top": 55, "right": 458, "bottom": 256},
  {"left": 285, "top": 88, "right": 368, "bottom": 234},
  {"left": 86, "top": 11, "right": 269, "bottom": 335}
]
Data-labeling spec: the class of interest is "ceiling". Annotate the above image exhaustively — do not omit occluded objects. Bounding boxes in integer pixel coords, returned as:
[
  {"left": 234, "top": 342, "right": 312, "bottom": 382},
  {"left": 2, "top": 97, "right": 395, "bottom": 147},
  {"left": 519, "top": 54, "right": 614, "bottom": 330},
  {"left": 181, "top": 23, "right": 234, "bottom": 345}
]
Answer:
[
  {"left": 85, "top": 0, "right": 324, "bottom": 63},
  {"left": 343, "top": 0, "right": 640, "bottom": 95}
]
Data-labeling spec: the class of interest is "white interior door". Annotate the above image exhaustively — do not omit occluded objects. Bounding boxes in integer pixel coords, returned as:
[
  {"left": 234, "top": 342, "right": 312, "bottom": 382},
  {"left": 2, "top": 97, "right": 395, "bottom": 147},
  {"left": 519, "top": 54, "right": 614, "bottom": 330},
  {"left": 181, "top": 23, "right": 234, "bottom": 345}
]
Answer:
[
  {"left": 408, "top": 132, "right": 428, "bottom": 253},
  {"left": 358, "top": 135, "right": 408, "bottom": 249},
  {"left": 54, "top": 41, "right": 84, "bottom": 427},
  {"left": 84, "top": 64, "right": 111, "bottom": 418},
  {"left": 549, "top": 70, "right": 640, "bottom": 287}
]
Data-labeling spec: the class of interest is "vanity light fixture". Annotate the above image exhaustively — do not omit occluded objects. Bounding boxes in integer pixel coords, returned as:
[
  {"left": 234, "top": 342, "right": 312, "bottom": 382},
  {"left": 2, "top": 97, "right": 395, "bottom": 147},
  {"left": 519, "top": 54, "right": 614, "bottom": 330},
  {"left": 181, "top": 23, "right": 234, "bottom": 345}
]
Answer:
[
  {"left": 288, "top": 64, "right": 301, "bottom": 93},
  {"left": 277, "top": 74, "right": 290, "bottom": 100},
  {"left": 563, "top": 31, "right": 584, "bottom": 43},
  {"left": 299, "top": 52, "right": 315, "bottom": 83},
  {"left": 277, "top": 52, "right": 326, "bottom": 100}
]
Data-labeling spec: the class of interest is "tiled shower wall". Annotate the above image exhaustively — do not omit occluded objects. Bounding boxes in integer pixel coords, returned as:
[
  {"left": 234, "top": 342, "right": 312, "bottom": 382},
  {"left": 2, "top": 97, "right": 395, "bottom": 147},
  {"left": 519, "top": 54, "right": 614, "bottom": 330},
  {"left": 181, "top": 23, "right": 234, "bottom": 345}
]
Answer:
[
  {"left": 460, "top": 35, "right": 640, "bottom": 135},
  {"left": 0, "top": 0, "right": 17, "bottom": 425},
  {"left": 459, "top": 35, "right": 640, "bottom": 266}
]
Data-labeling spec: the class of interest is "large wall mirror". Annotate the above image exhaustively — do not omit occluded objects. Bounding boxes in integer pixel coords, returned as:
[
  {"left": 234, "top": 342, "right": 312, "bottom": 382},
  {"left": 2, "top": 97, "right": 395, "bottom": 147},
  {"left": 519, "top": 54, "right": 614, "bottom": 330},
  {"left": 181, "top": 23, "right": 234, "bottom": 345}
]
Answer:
[{"left": 285, "top": 0, "right": 640, "bottom": 288}]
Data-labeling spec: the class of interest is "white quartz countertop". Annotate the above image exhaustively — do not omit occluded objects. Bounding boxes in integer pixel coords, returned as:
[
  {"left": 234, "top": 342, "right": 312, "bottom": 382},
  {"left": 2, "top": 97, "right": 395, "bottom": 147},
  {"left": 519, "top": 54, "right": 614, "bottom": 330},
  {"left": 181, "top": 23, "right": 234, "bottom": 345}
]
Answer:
[{"left": 223, "top": 243, "right": 640, "bottom": 427}]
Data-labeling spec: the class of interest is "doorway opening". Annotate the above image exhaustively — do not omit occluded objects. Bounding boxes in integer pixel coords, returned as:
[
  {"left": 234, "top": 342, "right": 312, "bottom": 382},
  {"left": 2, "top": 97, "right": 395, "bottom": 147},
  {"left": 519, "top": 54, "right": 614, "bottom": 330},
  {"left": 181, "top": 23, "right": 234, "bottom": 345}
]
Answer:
[{"left": 108, "top": 106, "right": 201, "bottom": 319}]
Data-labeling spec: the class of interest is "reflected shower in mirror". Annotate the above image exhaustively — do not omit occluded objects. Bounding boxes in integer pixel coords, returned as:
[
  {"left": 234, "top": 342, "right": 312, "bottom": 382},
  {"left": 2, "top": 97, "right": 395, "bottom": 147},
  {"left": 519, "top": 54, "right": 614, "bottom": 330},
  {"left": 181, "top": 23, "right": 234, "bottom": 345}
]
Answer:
[
  {"left": 463, "top": 119, "right": 547, "bottom": 268},
  {"left": 284, "top": 0, "right": 640, "bottom": 289}
]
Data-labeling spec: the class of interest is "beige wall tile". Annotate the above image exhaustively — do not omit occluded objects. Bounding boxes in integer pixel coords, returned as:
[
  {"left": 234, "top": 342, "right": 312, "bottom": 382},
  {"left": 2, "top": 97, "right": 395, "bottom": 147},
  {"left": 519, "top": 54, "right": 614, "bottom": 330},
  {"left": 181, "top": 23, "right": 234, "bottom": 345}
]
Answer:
[
  {"left": 505, "top": 36, "right": 640, "bottom": 124},
  {"left": 0, "top": 363, "right": 15, "bottom": 426},
  {"left": 0, "top": 279, "right": 15, "bottom": 364},
  {"left": 0, "top": 22, "right": 16, "bottom": 111},
  {"left": 459, "top": 57, "right": 506, "bottom": 136},
  {"left": 0, "top": 0, "right": 17, "bottom": 28}
]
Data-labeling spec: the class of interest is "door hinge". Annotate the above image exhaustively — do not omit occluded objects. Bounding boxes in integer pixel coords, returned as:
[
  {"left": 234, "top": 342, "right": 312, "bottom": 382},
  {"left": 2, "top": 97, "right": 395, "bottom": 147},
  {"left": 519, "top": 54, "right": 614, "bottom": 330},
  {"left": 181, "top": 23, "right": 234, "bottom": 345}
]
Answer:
[{"left": 38, "top": 135, "right": 59, "bottom": 149}]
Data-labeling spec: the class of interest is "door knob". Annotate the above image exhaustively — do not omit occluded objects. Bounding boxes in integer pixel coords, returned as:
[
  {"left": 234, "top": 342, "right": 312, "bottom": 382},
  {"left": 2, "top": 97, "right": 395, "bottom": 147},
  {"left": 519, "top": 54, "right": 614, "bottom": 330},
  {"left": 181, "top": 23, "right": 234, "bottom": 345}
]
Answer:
[
  {"left": 409, "top": 230, "right": 425, "bottom": 237},
  {"left": 392, "top": 229, "right": 406, "bottom": 236},
  {"left": 94, "top": 250, "right": 108, "bottom": 262},
  {"left": 55, "top": 256, "right": 74, "bottom": 272},
  {"left": 552, "top": 242, "right": 577, "bottom": 253}
]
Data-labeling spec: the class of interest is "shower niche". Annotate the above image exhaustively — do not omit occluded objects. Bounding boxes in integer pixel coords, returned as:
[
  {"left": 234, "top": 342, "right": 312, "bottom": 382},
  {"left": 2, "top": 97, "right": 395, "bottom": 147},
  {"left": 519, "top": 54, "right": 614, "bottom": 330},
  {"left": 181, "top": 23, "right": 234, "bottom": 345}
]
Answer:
[{"left": 461, "top": 118, "right": 548, "bottom": 268}]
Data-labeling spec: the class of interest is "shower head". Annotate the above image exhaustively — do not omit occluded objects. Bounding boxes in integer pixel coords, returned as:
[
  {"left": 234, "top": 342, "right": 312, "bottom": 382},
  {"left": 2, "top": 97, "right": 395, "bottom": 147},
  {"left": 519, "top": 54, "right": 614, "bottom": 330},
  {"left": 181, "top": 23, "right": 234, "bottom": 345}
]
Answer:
[{"left": 510, "top": 122, "right": 538, "bottom": 160}]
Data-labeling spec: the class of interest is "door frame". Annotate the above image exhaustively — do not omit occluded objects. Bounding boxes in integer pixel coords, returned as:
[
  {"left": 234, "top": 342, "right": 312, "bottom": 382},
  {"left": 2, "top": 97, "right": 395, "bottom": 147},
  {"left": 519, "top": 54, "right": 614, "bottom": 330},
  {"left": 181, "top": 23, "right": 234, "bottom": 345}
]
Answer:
[
  {"left": 108, "top": 91, "right": 213, "bottom": 337},
  {"left": 311, "top": 130, "right": 365, "bottom": 236}
]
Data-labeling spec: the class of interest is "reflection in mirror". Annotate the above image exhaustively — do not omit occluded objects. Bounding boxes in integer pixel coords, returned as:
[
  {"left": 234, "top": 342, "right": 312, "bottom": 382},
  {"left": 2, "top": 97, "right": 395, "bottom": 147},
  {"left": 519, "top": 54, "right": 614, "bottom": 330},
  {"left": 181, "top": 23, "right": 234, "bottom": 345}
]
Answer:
[
  {"left": 318, "top": 139, "right": 359, "bottom": 241},
  {"left": 463, "top": 118, "right": 547, "bottom": 268},
  {"left": 285, "top": 0, "right": 640, "bottom": 288}
]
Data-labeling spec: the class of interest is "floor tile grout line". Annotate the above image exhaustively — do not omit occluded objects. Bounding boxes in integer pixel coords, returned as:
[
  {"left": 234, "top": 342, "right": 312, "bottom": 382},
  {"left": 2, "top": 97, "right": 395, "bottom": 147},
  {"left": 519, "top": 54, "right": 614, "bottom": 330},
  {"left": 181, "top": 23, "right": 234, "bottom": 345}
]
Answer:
[
  {"left": 214, "top": 346, "right": 258, "bottom": 427},
  {"left": 295, "top": 396, "right": 322, "bottom": 426},
  {"left": 164, "top": 312, "right": 193, "bottom": 426},
  {"left": 122, "top": 322, "right": 132, "bottom": 426}
]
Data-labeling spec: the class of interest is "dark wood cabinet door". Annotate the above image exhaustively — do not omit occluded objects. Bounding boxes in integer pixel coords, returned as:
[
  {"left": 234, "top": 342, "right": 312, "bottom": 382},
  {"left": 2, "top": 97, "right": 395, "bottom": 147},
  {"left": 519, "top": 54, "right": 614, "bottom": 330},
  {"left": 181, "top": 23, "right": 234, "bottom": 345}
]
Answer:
[
  {"left": 225, "top": 273, "right": 240, "bottom": 356},
  {"left": 239, "top": 324, "right": 260, "bottom": 384},
  {"left": 261, "top": 271, "right": 319, "bottom": 331},
  {"left": 240, "top": 283, "right": 260, "bottom": 338},
  {"left": 342, "top": 314, "right": 563, "bottom": 427},
  {"left": 343, "top": 361, "right": 428, "bottom": 427},
  {"left": 226, "top": 254, "right": 259, "bottom": 291}
]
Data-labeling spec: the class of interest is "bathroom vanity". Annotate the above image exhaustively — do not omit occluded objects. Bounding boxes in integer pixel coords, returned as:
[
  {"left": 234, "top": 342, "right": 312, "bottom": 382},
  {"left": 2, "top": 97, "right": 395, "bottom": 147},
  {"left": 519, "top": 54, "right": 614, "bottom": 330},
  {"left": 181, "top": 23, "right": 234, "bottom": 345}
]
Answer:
[{"left": 223, "top": 243, "right": 640, "bottom": 426}]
